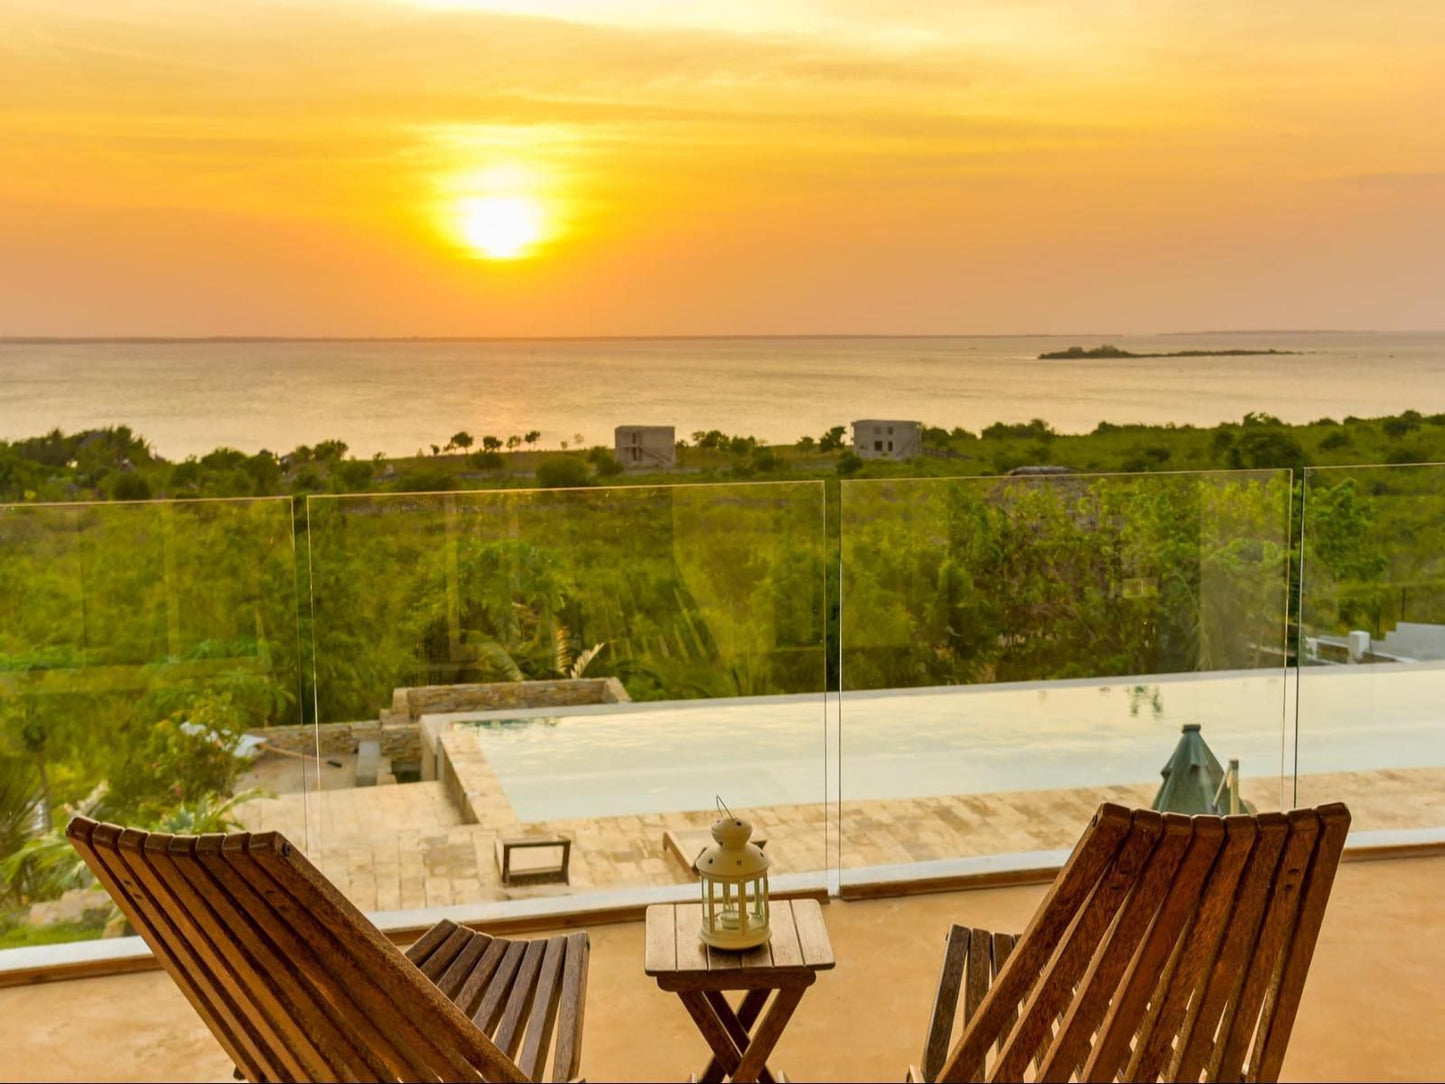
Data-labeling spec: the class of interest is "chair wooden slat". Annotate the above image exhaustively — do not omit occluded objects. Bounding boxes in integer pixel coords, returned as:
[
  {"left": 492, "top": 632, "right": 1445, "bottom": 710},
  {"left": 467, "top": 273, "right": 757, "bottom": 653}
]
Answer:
[
  {"left": 518, "top": 935, "right": 568, "bottom": 1080},
  {"left": 1221, "top": 810, "right": 1326, "bottom": 1080},
  {"left": 440, "top": 932, "right": 496, "bottom": 1001},
  {"left": 1175, "top": 813, "right": 1311, "bottom": 1082},
  {"left": 1088, "top": 815, "right": 1230, "bottom": 1083},
  {"left": 922, "top": 927, "right": 972, "bottom": 1082},
  {"left": 126, "top": 828, "right": 359, "bottom": 1082},
  {"left": 495, "top": 939, "right": 549, "bottom": 1058},
  {"left": 962, "top": 929, "right": 993, "bottom": 1082},
  {"left": 246, "top": 835, "right": 522, "bottom": 1082},
  {"left": 66, "top": 816, "right": 588, "bottom": 1083},
  {"left": 939, "top": 802, "right": 1133, "bottom": 1083},
  {"left": 406, "top": 918, "right": 461, "bottom": 966},
  {"left": 551, "top": 932, "right": 590, "bottom": 1083},
  {"left": 194, "top": 833, "right": 400, "bottom": 1082},
  {"left": 477, "top": 941, "right": 531, "bottom": 1034},
  {"left": 67, "top": 821, "right": 282, "bottom": 1083},
  {"left": 137, "top": 831, "right": 315, "bottom": 1082},
  {"left": 456, "top": 938, "right": 513, "bottom": 1018},
  {"left": 121, "top": 827, "right": 303, "bottom": 1083},
  {"left": 994, "top": 809, "right": 1165, "bottom": 1081},
  {"left": 1041, "top": 812, "right": 1193, "bottom": 1082},
  {"left": 1249, "top": 803, "right": 1351, "bottom": 1082},
  {"left": 925, "top": 801, "right": 1350, "bottom": 1084},
  {"left": 1124, "top": 814, "right": 1280, "bottom": 1082},
  {"left": 204, "top": 833, "right": 454, "bottom": 1082},
  {"left": 988, "top": 933, "right": 1017, "bottom": 1061},
  {"left": 421, "top": 925, "right": 478, "bottom": 983},
  {"left": 963, "top": 928, "right": 991, "bottom": 1029}
]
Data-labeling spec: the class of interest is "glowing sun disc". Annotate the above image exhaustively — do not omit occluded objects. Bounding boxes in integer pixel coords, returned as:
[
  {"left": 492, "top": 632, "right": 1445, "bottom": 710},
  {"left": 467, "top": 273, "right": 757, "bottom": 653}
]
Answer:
[{"left": 457, "top": 194, "right": 543, "bottom": 259}]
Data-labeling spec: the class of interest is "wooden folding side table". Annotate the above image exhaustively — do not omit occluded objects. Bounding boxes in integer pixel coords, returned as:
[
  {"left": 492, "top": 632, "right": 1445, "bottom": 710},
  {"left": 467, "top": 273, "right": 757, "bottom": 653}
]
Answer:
[{"left": 644, "top": 899, "right": 835, "bottom": 1083}]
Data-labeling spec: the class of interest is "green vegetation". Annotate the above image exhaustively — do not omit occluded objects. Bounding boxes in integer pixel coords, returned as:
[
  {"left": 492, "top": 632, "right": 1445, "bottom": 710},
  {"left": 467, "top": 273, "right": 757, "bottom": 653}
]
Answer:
[
  {"left": 1, "top": 412, "right": 1442, "bottom": 944},
  {"left": 0, "top": 918, "right": 109, "bottom": 950},
  {"left": 7, "top": 412, "right": 1445, "bottom": 502},
  {"left": 1039, "top": 345, "right": 1299, "bottom": 360},
  {"left": 841, "top": 472, "right": 1293, "bottom": 690}
]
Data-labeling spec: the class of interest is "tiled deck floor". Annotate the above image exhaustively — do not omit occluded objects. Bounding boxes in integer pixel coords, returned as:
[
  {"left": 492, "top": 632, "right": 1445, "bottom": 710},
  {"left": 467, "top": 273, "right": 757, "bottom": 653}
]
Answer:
[
  {"left": 4, "top": 853, "right": 1443, "bottom": 1081},
  {"left": 233, "top": 763, "right": 1445, "bottom": 912}
]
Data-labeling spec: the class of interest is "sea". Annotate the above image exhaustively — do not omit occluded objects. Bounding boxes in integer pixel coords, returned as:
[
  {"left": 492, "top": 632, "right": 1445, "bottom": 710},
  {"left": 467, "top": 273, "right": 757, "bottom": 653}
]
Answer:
[{"left": 1, "top": 330, "right": 1441, "bottom": 460}]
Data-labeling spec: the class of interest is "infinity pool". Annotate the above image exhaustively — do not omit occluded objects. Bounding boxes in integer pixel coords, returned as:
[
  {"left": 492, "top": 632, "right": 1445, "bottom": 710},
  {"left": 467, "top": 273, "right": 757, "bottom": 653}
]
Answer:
[{"left": 454, "top": 664, "right": 1445, "bottom": 822}]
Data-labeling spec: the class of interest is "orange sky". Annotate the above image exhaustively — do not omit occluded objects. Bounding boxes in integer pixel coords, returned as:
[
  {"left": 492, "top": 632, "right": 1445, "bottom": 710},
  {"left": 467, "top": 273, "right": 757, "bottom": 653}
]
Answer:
[{"left": 1, "top": 0, "right": 1442, "bottom": 336}]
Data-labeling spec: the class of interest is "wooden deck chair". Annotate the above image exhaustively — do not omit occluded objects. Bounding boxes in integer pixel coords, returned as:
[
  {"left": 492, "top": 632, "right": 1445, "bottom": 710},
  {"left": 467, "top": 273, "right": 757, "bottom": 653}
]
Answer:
[
  {"left": 911, "top": 801, "right": 1350, "bottom": 1083},
  {"left": 66, "top": 816, "right": 589, "bottom": 1083}
]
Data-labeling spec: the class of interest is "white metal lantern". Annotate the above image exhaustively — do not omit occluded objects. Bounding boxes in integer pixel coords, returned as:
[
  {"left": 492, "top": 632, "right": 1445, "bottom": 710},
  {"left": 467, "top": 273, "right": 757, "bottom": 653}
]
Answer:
[{"left": 696, "top": 800, "right": 771, "bottom": 950}]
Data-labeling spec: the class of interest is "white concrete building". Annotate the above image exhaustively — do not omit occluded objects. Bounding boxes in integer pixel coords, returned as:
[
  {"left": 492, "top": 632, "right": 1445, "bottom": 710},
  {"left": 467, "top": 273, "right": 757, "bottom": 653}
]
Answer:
[
  {"left": 614, "top": 425, "right": 676, "bottom": 469},
  {"left": 852, "top": 419, "right": 922, "bottom": 460}
]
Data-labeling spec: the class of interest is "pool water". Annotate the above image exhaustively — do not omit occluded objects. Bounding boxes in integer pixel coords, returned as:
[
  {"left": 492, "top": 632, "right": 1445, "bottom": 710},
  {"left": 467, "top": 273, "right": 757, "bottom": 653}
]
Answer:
[{"left": 458, "top": 664, "right": 1445, "bottom": 822}]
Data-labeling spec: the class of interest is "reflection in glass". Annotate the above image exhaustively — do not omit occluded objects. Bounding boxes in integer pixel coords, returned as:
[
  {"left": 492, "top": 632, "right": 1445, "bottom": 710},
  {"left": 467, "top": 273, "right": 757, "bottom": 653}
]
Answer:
[
  {"left": 838, "top": 470, "right": 1292, "bottom": 873},
  {"left": 0, "top": 498, "right": 304, "bottom": 949},
  {"left": 1297, "top": 464, "right": 1445, "bottom": 831},
  {"left": 303, "top": 483, "right": 828, "bottom": 914}
]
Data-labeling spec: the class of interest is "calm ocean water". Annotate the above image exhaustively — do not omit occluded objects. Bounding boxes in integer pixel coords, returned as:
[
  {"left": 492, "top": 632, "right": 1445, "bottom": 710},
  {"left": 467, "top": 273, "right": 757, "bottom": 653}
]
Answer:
[{"left": 1, "top": 331, "right": 1441, "bottom": 459}]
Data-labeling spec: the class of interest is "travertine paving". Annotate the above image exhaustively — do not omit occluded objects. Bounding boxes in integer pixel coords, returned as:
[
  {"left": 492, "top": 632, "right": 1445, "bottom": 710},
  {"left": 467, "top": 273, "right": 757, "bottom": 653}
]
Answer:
[{"left": 233, "top": 760, "right": 1445, "bottom": 914}]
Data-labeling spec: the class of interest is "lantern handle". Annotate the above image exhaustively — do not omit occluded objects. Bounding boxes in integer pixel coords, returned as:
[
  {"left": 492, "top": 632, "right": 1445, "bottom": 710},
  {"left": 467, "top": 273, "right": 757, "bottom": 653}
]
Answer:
[{"left": 716, "top": 795, "right": 734, "bottom": 821}]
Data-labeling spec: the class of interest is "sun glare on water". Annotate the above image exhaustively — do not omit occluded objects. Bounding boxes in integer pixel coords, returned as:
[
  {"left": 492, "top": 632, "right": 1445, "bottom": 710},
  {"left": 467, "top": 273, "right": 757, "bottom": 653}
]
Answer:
[{"left": 457, "top": 194, "right": 544, "bottom": 259}]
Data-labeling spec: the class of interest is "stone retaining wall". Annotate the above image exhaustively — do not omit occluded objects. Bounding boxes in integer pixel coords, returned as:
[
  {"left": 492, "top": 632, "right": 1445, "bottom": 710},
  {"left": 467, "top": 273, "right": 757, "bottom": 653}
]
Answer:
[
  {"left": 251, "top": 721, "right": 423, "bottom": 763},
  {"left": 381, "top": 677, "right": 629, "bottom": 723}
]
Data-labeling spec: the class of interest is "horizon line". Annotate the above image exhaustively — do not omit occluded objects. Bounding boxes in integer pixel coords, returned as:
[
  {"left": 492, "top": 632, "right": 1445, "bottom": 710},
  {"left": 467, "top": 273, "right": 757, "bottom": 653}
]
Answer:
[{"left": 0, "top": 328, "right": 1427, "bottom": 346}]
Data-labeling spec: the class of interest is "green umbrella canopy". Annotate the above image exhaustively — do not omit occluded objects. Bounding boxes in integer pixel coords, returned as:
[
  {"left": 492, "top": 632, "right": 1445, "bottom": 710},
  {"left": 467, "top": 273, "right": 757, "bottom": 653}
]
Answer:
[{"left": 1152, "top": 724, "right": 1226, "bottom": 815}]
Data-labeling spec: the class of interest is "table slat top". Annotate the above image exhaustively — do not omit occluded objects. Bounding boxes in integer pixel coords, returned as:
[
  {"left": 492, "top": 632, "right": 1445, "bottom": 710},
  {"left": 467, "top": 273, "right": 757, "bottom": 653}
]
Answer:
[{"left": 644, "top": 900, "right": 835, "bottom": 977}]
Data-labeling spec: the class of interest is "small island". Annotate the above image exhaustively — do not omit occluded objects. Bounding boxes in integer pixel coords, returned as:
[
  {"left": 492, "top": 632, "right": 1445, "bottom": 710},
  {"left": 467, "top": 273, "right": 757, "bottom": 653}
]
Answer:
[{"left": 1039, "top": 345, "right": 1300, "bottom": 360}]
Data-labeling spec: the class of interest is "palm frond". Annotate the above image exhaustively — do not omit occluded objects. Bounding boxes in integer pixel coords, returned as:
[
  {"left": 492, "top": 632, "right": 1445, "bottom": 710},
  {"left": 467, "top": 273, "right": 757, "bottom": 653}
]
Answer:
[
  {"left": 569, "top": 642, "right": 607, "bottom": 679},
  {"left": 553, "top": 625, "right": 573, "bottom": 676},
  {"left": 475, "top": 640, "right": 525, "bottom": 681}
]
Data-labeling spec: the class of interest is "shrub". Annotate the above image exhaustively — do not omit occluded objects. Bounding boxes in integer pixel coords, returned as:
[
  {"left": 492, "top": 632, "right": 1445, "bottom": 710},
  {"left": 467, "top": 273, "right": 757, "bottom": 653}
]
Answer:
[
  {"left": 1228, "top": 427, "right": 1309, "bottom": 471},
  {"left": 982, "top": 419, "right": 1055, "bottom": 441},
  {"left": 107, "top": 693, "right": 247, "bottom": 823},
  {"left": 170, "top": 460, "right": 202, "bottom": 489},
  {"left": 535, "top": 456, "right": 590, "bottom": 488},
  {"left": 391, "top": 466, "right": 455, "bottom": 492},
  {"left": 467, "top": 450, "right": 505, "bottom": 471},
  {"left": 292, "top": 466, "right": 326, "bottom": 492},
  {"left": 242, "top": 452, "right": 282, "bottom": 493},
  {"left": 1386, "top": 445, "right": 1427, "bottom": 465},
  {"left": 105, "top": 471, "right": 151, "bottom": 501},
  {"left": 1121, "top": 444, "right": 1172, "bottom": 472},
  {"left": 332, "top": 459, "right": 374, "bottom": 491},
  {"left": 200, "top": 447, "right": 247, "bottom": 471},
  {"left": 836, "top": 451, "right": 863, "bottom": 476}
]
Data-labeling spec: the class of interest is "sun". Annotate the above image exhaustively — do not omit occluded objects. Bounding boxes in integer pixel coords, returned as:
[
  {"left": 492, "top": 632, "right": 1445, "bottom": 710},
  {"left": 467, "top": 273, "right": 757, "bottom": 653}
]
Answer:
[{"left": 456, "top": 194, "right": 544, "bottom": 259}]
